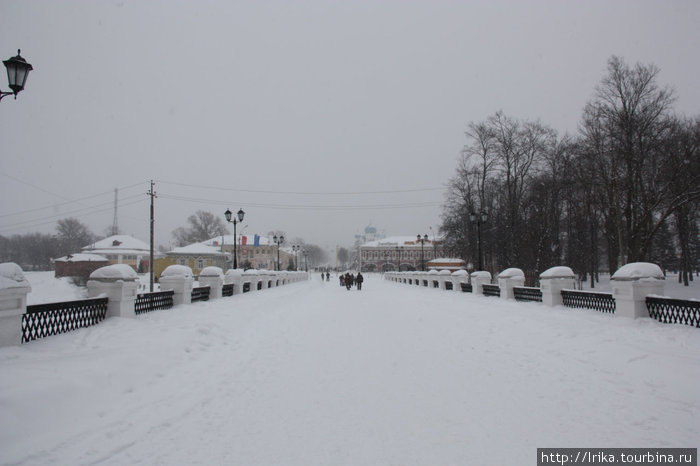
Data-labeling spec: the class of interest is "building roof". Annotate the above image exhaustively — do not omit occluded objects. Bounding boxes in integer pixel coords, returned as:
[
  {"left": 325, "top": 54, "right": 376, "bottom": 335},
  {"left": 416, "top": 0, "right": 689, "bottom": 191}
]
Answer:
[
  {"left": 361, "top": 235, "right": 442, "bottom": 248},
  {"left": 55, "top": 253, "right": 109, "bottom": 263},
  {"left": 82, "top": 235, "right": 150, "bottom": 254},
  {"left": 168, "top": 243, "right": 226, "bottom": 256}
]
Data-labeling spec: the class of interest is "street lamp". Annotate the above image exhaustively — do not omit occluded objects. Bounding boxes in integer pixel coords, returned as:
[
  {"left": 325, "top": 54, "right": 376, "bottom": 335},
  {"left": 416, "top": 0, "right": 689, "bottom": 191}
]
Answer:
[
  {"left": 417, "top": 234, "right": 429, "bottom": 271},
  {"left": 303, "top": 250, "right": 308, "bottom": 272},
  {"left": 469, "top": 211, "right": 488, "bottom": 271},
  {"left": 1, "top": 50, "right": 33, "bottom": 102},
  {"left": 273, "top": 234, "right": 284, "bottom": 271},
  {"left": 224, "top": 208, "right": 245, "bottom": 269},
  {"left": 292, "top": 245, "right": 299, "bottom": 270}
]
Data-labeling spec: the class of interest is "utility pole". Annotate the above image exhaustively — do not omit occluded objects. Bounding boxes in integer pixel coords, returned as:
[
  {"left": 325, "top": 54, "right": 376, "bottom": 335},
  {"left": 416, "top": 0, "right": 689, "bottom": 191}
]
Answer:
[
  {"left": 111, "top": 188, "right": 119, "bottom": 236},
  {"left": 147, "top": 180, "right": 157, "bottom": 292}
]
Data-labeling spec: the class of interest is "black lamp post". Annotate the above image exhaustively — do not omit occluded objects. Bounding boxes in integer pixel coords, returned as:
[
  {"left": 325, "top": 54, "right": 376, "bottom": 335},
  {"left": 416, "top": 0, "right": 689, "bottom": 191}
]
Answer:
[
  {"left": 417, "top": 234, "right": 429, "bottom": 271},
  {"left": 1, "top": 50, "right": 33, "bottom": 102},
  {"left": 273, "top": 234, "right": 284, "bottom": 271},
  {"left": 292, "top": 245, "right": 299, "bottom": 270},
  {"left": 303, "top": 250, "right": 308, "bottom": 272},
  {"left": 469, "top": 211, "right": 488, "bottom": 271},
  {"left": 224, "top": 208, "right": 245, "bottom": 269}
]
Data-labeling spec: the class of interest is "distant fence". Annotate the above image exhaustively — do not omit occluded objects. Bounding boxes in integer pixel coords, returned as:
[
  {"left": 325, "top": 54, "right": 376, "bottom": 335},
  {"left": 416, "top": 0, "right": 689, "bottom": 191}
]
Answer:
[
  {"left": 561, "top": 290, "right": 616, "bottom": 314},
  {"left": 23, "top": 297, "right": 108, "bottom": 343},
  {"left": 482, "top": 284, "right": 501, "bottom": 298},
  {"left": 646, "top": 296, "right": 700, "bottom": 328},
  {"left": 135, "top": 290, "right": 174, "bottom": 315},
  {"left": 514, "top": 286, "right": 543, "bottom": 303},
  {"left": 191, "top": 286, "right": 210, "bottom": 302}
]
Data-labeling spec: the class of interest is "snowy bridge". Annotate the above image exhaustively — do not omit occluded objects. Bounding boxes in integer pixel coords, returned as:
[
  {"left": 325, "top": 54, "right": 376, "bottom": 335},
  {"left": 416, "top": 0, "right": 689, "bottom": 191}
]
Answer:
[{"left": 1, "top": 273, "right": 699, "bottom": 465}]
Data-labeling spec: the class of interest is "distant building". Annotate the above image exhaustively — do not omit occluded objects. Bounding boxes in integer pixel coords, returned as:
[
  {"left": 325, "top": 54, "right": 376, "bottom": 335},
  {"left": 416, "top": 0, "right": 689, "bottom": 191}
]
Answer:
[
  {"left": 54, "top": 253, "right": 110, "bottom": 283},
  {"left": 359, "top": 236, "right": 442, "bottom": 272},
  {"left": 81, "top": 235, "right": 150, "bottom": 271},
  {"left": 154, "top": 243, "right": 227, "bottom": 278},
  {"left": 427, "top": 258, "right": 467, "bottom": 272},
  {"left": 202, "top": 235, "right": 294, "bottom": 271}
]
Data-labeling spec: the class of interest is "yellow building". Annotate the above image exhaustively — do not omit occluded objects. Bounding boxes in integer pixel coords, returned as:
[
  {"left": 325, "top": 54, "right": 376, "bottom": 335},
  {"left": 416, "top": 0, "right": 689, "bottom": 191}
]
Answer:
[{"left": 154, "top": 243, "right": 228, "bottom": 279}]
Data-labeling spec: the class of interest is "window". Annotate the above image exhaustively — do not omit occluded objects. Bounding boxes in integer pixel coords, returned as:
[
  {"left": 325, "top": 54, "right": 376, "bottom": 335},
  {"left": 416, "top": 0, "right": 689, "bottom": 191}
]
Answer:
[{"left": 196, "top": 258, "right": 205, "bottom": 269}]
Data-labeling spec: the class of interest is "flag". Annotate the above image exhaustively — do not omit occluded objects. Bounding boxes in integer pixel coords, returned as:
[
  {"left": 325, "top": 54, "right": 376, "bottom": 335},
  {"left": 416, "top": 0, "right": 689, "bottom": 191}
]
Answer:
[
  {"left": 241, "top": 235, "right": 247, "bottom": 246},
  {"left": 254, "top": 234, "right": 260, "bottom": 247}
]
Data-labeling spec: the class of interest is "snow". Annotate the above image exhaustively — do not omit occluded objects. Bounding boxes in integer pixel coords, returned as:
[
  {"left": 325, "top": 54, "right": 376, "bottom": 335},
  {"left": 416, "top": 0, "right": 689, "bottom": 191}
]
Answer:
[
  {"left": 497, "top": 267, "right": 525, "bottom": 279},
  {"left": 88, "top": 264, "right": 138, "bottom": 281},
  {"left": 169, "top": 243, "right": 225, "bottom": 256},
  {"left": 54, "top": 253, "right": 108, "bottom": 262},
  {"left": 0, "top": 262, "right": 31, "bottom": 290},
  {"left": 612, "top": 262, "right": 665, "bottom": 281},
  {"left": 199, "top": 266, "right": 224, "bottom": 277},
  {"left": 2, "top": 274, "right": 699, "bottom": 465},
  {"left": 82, "top": 234, "right": 149, "bottom": 252},
  {"left": 161, "top": 265, "right": 194, "bottom": 279},
  {"left": 540, "top": 266, "right": 576, "bottom": 279}
]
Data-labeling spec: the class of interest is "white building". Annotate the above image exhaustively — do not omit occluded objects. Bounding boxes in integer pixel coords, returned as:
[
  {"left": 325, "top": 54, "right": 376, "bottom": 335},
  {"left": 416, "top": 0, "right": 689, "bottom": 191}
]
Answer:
[
  {"left": 82, "top": 235, "right": 151, "bottom": 271},
  {"left": 359, "top": 235, "right": 442, "bottom": 272}
]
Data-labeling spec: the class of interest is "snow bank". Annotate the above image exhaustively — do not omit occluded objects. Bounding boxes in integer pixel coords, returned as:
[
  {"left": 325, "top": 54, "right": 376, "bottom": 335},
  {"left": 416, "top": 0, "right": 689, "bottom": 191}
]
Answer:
[
  {"left": 0, "top": 262, "right": 31, "bottom": 290},
  {"left": 89, "top": 264, "right": 138, "bottom": 281},
  {"left": 498, "top": 267, "right": 525, "bottom": 279},
  {"left": 540, "top": 266, "right": 576, "bottom": 279},
  {"left": 200, "top": 266, "right": 224, "bottom": 277},
  {"left": 612, "top": 262, "right": 664, "bottom": 281},
  {"left": 161, "top": 265, "right": 194, "bottom": 279}
]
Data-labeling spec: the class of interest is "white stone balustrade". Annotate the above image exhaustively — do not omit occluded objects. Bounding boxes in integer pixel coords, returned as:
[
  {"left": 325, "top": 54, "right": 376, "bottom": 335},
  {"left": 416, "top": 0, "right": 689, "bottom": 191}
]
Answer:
[
  {"left": 87, "top": 264, "right": 139, "bottom": 318},
  {"left": 611, "top": 262, "right": 665, "bottom": 319},
  {"left": 199, "top": 266, "right": 224, "bottom": 299},
  {"left": 539, "top": 266, "right": 577, "bottom": 307},
  {"left": 470, "top": 271, "right": 492, "bottom": 295},
  {"left": 0, "top": 263, "right": 32, "bottom": 347},
  {"left": 159, "top": 265, "right": 194, "bottom": 306},
  {"left": 498, "top": 268, "right": 525, "bottom": 300}
]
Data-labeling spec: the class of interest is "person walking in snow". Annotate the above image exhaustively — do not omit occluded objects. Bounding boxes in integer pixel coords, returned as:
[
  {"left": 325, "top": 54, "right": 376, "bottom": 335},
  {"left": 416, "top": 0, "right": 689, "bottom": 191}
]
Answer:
[
  {"left": 345, "top": 272, "right": 353, "bottom": 290},
  {"left": 355, "top": 272, "right": 364, "bottom": 290}
]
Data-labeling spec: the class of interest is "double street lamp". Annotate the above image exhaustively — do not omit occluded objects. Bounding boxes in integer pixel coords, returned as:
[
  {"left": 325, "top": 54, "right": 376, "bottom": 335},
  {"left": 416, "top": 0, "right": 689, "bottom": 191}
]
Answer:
[
  {"left": 273, "top": 234, "right": 285, "bottom": 271},
  {"left": 417, "top": 234, "right": 429, "bottom": 271},
  {"left": 224, "top": 208, "right": 245, "bottom": 269},
  {"left": 1, "top": 50, "right": 33, "bottom": 102},
  {"left": 469, "top": 211, "right": 488, "bottom": 271}
]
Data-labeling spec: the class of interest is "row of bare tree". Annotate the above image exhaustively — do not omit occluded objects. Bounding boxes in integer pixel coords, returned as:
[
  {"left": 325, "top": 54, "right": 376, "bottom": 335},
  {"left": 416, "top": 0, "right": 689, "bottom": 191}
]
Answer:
[{"left": 440, "top": 56, "right": 699, "bottom": 286}]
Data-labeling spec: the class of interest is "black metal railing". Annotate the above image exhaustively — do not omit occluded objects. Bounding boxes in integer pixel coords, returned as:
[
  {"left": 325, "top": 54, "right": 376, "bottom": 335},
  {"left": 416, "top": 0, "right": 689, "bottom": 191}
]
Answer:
[
  {"left": 243, "top": 282, "right": 251, "bottom": 293},
  {"left": 135, "top": 290, "right": 174, "bottom": 315},
  {"left": 445, "top": 281, "right": 453, "bottom": 290},
  {"left": 222, "top": 283, "right": 234, "bottom": 297},
  {"left": 23, "top": 297, "right": 108, "bottom": 343},
  {"left": 460, "top": 283, "right": 473, "bottom": 293},
  {"left": 561, "top": 290, "right": 615, "bottom": 313},
  {"left": 191, "top": 286, "right": 210, "bottom": 302},
  {"left": 482, "top": 284, "right": 501, "bottom": 297},
  {"left": 646, "top": 296, "right": 700, "bottom": 328},
  {"left": 514, "top": 286, "right": 543, "bottom": 303}
]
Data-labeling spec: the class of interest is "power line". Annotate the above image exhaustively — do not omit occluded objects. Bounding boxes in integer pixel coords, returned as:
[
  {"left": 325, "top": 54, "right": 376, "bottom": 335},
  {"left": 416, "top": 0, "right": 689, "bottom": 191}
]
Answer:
[
  {"left": 155, "top": 179, "right": 445, "bottom": 196},
  {"left": 157, "top": 192, "right": 441, "bottom": 211}
]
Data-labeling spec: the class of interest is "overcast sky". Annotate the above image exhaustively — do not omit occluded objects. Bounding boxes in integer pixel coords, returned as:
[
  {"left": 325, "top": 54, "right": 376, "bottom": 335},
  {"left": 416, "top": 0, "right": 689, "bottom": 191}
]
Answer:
[{"left": 1, "top": 0, "right": 699, "bottom": 252}]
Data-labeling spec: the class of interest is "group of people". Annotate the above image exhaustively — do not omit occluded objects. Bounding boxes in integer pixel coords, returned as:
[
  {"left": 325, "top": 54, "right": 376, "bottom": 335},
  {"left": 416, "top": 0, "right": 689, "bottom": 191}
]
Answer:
[
  {"left": 320, "top": 271, "right": 365, "bottom": 290},
  {"left": 340, "top": 272, "right": 363, "bottom": 290}
]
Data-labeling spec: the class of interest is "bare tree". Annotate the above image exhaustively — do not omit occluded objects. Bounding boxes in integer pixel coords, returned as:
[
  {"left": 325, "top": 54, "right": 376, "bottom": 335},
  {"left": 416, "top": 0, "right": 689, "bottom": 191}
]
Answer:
[{"left": 172, "top": 210, "right": 230, "bottom": 246}]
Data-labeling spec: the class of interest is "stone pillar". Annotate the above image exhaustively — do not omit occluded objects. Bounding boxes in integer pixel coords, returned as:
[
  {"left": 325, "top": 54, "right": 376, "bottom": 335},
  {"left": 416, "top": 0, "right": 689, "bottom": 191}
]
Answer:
[
  {"left": 470, "top": 271, "right": 492, "bottom": 295},
  {"left": 452, "top": 270, "right": 469, "bottom": 292},
  {"left": 0, "top": 263, "right": 32, "bottom": 347},
  {"left": 86, "top": 264, "right": 139, "bottom": 318},
  {"left": 224, "top": 269, "right": 244, "bottom": 295},
  {"left": 438, "top": 269, "right": 453, "bottom": 290},
  {"left": 244, "top": 270, "right": 260, "bottom": 291},
  {"left": 611, "top": 262, "right": 665, "bottom": 319},
  {"left": 159, "top": 265, "right": 194, "bottom": 306},
  {"left": 199, "top": 266, "right": 224, "bottom": 300},
  {"left": 497, "top": 268, "right": 526, "bottom": 300},
  {"left": 539, "top": 266, "right": 576, "bottom": 307}
]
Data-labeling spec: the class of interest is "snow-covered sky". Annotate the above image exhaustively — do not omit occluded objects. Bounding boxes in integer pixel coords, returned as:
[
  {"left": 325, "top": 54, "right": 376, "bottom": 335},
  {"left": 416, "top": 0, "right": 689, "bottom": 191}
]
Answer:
[{"left": 1, "top": 0, "right": 699, "bottom": 249}]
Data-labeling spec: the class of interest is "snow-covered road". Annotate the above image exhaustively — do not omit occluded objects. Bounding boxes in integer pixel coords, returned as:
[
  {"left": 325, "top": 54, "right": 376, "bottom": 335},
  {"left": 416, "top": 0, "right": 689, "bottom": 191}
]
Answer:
[{"left": 1, "top": 274, "right": 699, "bottom": 465}]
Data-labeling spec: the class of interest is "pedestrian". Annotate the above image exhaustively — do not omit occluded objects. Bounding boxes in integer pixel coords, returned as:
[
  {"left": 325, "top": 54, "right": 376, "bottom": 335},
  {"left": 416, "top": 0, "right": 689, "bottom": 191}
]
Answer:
[
  {"left": 356, "top": 272, "right": 364, "bottom": 290},
  {"left": 345, "top": 272, "right": 353, "bottom": 290},
  {"left": 326, "top": 272, "right": 330, "bottom": 281},
  {"left": 340, "top": 274, "right": 345, "bottom": 287}
]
